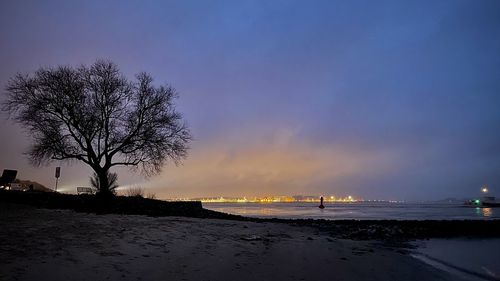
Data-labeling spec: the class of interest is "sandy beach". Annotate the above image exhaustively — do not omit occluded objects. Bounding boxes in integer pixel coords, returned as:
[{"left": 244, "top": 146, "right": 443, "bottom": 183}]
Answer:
[{"left": 0, "top": 203, "right": 464, "bottom": 281}]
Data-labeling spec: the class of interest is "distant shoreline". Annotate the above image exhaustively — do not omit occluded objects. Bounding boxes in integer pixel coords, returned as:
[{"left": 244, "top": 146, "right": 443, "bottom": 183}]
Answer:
[{"left": 1, "top": 190, "right": 499, "bottom": 240}]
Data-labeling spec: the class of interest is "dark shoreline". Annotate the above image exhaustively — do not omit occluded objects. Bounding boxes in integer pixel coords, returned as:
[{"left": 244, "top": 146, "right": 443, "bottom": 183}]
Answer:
[{"left": 1, "top": 190, "right": 499, "bottom": 240}]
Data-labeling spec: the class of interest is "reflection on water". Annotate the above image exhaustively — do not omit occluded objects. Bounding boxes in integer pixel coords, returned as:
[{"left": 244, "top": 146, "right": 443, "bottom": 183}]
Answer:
[
  {"left": 482, "top": 208, "right": 492, "bottom": 217},
  {"left": 476, "top": 207, "right": 493, "bottom": 217},
  {"left": 204, "top": 202, "right": 500, "bottom": 220},
  {"left": 259, "top": 208, "right": 274, "bottom": 216}
]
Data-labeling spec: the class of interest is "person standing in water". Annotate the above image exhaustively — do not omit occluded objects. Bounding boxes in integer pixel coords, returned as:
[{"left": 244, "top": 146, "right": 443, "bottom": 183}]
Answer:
[{"left": 319, "top": 196, "right": 325, "bottom": 209}]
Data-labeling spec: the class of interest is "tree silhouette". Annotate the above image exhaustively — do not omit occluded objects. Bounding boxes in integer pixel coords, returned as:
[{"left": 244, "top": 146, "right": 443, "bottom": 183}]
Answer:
[{"left": 3, "top": 60, "right": 191, "bottom": 196}]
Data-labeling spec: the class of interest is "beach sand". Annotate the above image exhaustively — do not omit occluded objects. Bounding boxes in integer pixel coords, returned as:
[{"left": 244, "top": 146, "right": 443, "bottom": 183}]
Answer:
[{"left": 0, "top": 203, "right": 462, "bottom": 281}]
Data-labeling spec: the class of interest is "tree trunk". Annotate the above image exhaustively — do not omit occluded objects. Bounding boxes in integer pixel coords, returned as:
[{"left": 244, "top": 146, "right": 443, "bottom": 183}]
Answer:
[{"left": 96, "top": 169, "right": 111, "bottom": 196}]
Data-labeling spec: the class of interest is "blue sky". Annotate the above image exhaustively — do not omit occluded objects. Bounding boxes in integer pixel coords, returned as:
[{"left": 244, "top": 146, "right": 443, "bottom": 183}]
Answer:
[{"left": 1, "top": 0, "right": 499, "bottom": 200}]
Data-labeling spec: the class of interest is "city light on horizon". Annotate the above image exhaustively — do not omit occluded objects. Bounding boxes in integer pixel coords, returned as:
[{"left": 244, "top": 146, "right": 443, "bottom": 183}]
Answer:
[{"left": 170, "top": 195, "right": 360, "bottom": 203}]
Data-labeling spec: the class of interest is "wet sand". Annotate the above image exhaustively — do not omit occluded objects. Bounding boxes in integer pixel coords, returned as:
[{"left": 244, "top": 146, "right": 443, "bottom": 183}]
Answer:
[{"left": 0, "top": 203, "right": 463, "bottom": 281}]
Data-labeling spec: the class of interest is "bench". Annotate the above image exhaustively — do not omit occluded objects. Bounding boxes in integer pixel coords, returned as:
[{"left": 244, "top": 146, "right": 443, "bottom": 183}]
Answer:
[{"left": 76, "top": 187, "right": 96, "bottom": 195}]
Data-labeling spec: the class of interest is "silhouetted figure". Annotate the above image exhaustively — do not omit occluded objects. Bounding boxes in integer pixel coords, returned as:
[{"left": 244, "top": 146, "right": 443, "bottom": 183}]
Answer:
[
  {"left": 29, "top": 184, "right": 34, "bottom": 192},
  {"left": 319, "top": 196, "right": 325, "bottom": 209}
]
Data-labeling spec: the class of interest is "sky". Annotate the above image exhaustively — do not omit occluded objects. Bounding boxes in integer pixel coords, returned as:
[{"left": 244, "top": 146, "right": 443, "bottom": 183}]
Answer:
[{"left": 1, "top": 0, "right": 499, "bottom": 200}]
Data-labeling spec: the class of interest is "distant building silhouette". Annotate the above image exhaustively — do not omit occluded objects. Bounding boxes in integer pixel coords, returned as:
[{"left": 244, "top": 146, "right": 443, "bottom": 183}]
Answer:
[{"left": 0, "top": 169, "right": 17, "bottom": 189}]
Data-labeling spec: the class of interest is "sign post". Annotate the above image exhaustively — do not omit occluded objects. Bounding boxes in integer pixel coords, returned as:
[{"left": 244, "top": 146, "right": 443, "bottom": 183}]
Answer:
[{"left": 55, "top": 167, "right": 60, "bottom": 192}]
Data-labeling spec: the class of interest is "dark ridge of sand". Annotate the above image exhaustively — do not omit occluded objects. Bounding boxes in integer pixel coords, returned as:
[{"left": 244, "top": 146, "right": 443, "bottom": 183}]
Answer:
[
  {"left": 1, "top": 190, "right": 500, "bottom": 241},
  {"left": 0, "top": 189, "right": 214, "bottom": 217},
  {"left": 0, "top": 203, "right": 466, "bottom": 281}
]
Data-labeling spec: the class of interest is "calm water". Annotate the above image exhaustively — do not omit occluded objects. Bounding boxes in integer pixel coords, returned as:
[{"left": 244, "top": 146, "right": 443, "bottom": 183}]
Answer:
[
  {"left": 412, "top": 239, "right": 500, "bottom": 281},
  {"left": 203, "top": 202, "right": 500, "bottom": 220}
]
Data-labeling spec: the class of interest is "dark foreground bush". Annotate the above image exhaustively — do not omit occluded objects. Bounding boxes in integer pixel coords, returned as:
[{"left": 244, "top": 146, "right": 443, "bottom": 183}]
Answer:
[{"left": 0, "top": 190, "right": 237, "bottom": 219}]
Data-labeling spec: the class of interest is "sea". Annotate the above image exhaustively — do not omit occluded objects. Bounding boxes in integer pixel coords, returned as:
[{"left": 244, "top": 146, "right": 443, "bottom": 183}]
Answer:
[
  {"left": 203, "top": 202, "right": 500, "bottom": 220},
  {"left": 205, "top": 201, "right": 500, "bottom": 280}
]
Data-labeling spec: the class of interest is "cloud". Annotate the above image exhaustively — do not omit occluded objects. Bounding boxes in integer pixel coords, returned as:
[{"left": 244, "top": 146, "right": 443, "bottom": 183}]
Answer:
[{"left": 148, "top": 128, "right": 399, "bottom": 198}]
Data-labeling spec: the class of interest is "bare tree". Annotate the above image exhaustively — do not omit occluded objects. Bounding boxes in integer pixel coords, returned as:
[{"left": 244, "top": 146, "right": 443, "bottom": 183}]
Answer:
[{"left": 3, "top": 60, "right": 191, "bottom": 196}]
